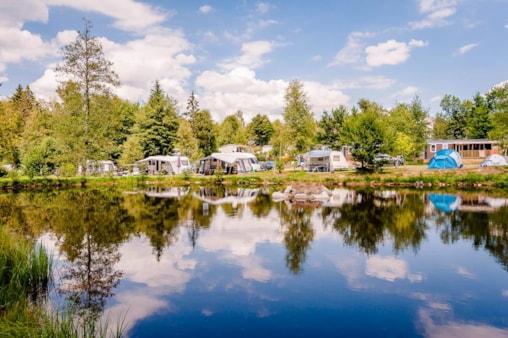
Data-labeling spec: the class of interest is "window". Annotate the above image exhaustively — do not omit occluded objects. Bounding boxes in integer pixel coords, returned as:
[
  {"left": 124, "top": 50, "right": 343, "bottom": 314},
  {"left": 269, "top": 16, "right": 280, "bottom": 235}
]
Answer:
[
  {"left": 333, "top": 156, "right": 340, "bottom": 161},
  {"left": 430, "top": 144, "right": 436, "bottom": 152},
  {"left": 486, "top": 144, "right": 492, "bottom": 150}
]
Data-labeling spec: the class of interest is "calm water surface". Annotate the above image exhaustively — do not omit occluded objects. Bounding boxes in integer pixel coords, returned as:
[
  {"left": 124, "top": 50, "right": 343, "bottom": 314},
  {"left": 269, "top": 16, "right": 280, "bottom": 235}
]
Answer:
[{"left": 1, "top": 187, "right": 508, "bottom": 337}]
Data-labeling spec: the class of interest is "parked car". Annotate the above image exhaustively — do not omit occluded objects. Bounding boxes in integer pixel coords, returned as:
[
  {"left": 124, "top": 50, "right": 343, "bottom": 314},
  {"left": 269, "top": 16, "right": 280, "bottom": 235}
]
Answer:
[
  {"left": 261, "top": 161, "right": 275, "bottom": 171},
  {"left": 373, "top": 154, "right": 404, "bottom": 167}
]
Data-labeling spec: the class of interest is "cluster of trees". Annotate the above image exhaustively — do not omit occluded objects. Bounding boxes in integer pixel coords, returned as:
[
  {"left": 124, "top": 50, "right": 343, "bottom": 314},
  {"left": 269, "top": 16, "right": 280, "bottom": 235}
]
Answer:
[
  {"left": 1, "top": 21, "right": 507, "bottom": 176},
  {"left": 432, "top": 89, "right": 508, "bottom": 146}
]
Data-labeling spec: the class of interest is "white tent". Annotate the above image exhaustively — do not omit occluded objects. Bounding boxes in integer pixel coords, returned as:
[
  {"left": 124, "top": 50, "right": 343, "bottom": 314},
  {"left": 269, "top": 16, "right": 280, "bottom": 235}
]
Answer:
[
  {"left": 137, "top": 155, "right": 192, "bottom": 175},
  {"left": 198, "top": 152, "right": 260, "bottom": 174},
  {"left": 480, "top": 154, "right": 508, "bottom": 167}
]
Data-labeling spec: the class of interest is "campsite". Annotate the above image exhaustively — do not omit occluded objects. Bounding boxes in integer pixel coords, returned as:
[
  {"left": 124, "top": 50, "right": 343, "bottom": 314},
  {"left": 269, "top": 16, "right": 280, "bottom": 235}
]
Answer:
[{"left": 1, "top": 1, "right": 508, "bottom": 338}]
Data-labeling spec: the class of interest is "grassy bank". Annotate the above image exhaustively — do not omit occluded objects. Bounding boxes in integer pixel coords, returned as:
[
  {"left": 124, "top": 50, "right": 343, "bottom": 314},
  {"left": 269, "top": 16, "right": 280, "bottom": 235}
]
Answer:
[
  {"left": 0, "top": 226, "right": 123, "bottom": 338},
  {"left": 1, "top": 165, "right": 508, "bottom": 191}
]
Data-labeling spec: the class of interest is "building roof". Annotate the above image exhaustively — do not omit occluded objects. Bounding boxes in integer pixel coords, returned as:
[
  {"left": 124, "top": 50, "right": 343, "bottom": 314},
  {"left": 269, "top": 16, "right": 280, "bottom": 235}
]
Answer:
[
  {"left": 304, "top": 149, "right": 335, "bottom": 158},
  {"left": 427, "top": 139, "right": 499, "bottom": 145},
  {"left": 202, "top": 152, "right": 256, "bottom": 164},
  {"left": 138, "top": 155, "right": 189, "bottom": 163}
]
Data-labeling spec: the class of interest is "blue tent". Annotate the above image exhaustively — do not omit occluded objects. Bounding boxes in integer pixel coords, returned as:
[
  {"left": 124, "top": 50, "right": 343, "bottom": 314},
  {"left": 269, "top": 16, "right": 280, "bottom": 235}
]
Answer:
[
  {"left": 428, "top": 149, "right": 463, "bottom": 169},
  {"left": 428, "top": 193, "right": 460, "bottom": 213}
]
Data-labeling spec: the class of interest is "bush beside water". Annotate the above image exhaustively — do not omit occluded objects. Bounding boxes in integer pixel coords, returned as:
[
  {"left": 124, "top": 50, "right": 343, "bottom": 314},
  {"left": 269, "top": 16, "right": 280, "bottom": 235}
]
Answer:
[{"left": 0, "top": 226, "right": 123, "bottom": 338}]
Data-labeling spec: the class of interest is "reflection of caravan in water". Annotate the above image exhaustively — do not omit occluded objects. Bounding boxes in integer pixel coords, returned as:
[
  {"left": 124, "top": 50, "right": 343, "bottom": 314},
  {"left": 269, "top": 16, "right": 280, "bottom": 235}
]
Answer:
[
  {"left": 144, "top": 187, "right": 190, "bottom": 199},
  {"left": 193, "top": 188, "right": 260, "bottom": 207}
]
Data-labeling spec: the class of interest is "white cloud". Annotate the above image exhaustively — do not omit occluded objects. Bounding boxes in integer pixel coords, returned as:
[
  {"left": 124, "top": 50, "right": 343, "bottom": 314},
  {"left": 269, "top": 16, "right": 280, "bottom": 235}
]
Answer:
[
  {"left": 310, "top": 54, "right": 323, "bottom": 62},
  {"left": 410, "top": 0, "right": 458, "bottom": 29},
  {"left": 333, "top": 76, "right": 396, "bottom": 90},
  {"left": 395, "top": 86, "right": 420, "bottom": 99},
  {"left": 44, "top": 0, "right": 169, "bottom": 32},
  {"left": 32, "top": 29, "right": 196, "bottom": 104},
  {"left": 199, "top": 4, "right": 213, "bottom": 14},
  {"left": 456, "top": 43, "right": 478, "bottom": 55},
  {"left": 365, "top": 39, "right": 427, "bottom": 67},
  {"left": 196, "top": 67, "right": 286, "bottom": 120},
  {"left": 220, "top": 40, "right": 273, "bottom": 70},
  {"left": 329, "top": 31, "right": 374, "bottom": 67},
  {"left": 0, "top": 26, "right": 56, "bottom": 82},
  {"left": 0, "top": 0, "right": 49, "bottom": 28},
  {"left": 430, "top": 95, "right": 442, "bottom": 103},
  {"left": 256, "top": 2, "right": 273, "bottom": 14},
  {"left": 196, "top": 66, "right": 349, "bottom": 120}
]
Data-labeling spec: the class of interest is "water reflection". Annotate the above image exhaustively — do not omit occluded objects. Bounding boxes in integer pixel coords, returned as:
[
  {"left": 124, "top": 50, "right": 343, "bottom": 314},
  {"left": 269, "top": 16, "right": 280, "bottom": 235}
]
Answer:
[{"left": 1, "top": 187, "right": 508, "bottom": 337}]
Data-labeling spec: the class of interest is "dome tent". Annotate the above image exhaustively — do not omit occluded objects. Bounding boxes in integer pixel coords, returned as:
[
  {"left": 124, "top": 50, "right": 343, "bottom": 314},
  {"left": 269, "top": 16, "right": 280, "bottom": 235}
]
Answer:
[
  {"left": 428, "top": 193, "right": 461, "bottom": 213},
  {"left": 480, "top": 154, "right": 508, "bottom": 167},
  {"left": 428, "top": 149, "right": 463, "bottom": 169}
]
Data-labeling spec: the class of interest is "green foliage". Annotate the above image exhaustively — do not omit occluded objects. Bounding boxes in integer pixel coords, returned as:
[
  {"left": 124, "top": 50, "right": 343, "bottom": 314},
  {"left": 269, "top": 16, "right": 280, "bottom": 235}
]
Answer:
[
  {"left": 284, "top": 80, "right": 316, "bottom": 153},
  {"left": 191, "top": 109, "right": 217, "bottom": 156},
  {"left": 270, "top": 120, "right": 290, "bottom": 158},
  {"left": 342, "top": 102, "right": 394, "bottom": 170},
  {"left": 217, "top": 113, "right": 247, "bottom": 146},
  {"left": 22, "top": 137, "right": 61, "bottom": 177},
  {"left": 432, "top": 113, "right": 449, "bottom": 139},
  {"left": 317, "top": 106, "right": 347, "bottom": 149},
  {"left": 118, "top": 135, "right": 143, "bottom": 166},
  {"left": 0, "top": 226, "right": 51, "bottom": 308},
  {"left": 441, "top": 94, "right": 467, "bottom": 139},
  {"left": 465, "top": 94, "right": 493, "bottom": 139},
  {"left": 488, "top": 84, "right": 508, "bottom": 152},
  {"left": 247, "top": 114, "right": 274, "bottom": 146},
  {"left": 56, "top": 20, "right": 119, "bottom": 163},
  {"left": 393, "top": 132, "right": 416, "bottom": 159},
  {"left": 138, "top": 81, "right": 179, "bottom": 157},
  {"left": 387, "top": 97, "right": 429, "bottom": 159},
  {"left": 176, "top": 119, "right": 201, "bottom": 161}
]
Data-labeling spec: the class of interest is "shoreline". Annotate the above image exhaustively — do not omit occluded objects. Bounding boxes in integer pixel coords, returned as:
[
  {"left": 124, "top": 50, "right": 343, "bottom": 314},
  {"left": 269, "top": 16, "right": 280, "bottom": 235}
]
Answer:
[{"left": 1, "top": 166, "right": 508, "bottom": 192}]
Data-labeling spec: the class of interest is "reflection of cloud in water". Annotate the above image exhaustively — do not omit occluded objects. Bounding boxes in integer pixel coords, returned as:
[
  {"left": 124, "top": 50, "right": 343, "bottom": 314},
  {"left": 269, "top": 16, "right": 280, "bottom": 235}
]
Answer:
[
  {"left": 366, "top": 255, "right": 423, "bottom": 283},
  {"left": 419, "top": 308, "right": 508, "bottom": 338},
  {"left": 108, "top": 233, "right": 196, "bottom": 332},
  {"left": 334, "top": 255, "right": 366, "bottom": 290},
  {"left": 198, "top": 208, "right": 282, "bottom": 282},
  {"left": 455, "top": 266, "right": 475, "bottom": 279}
]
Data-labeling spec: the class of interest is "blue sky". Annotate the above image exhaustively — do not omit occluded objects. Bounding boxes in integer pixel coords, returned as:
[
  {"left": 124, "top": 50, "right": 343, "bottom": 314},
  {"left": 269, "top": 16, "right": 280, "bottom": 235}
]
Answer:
[{"left": 0, "top": 0, "right": 507, "bottom": 120}]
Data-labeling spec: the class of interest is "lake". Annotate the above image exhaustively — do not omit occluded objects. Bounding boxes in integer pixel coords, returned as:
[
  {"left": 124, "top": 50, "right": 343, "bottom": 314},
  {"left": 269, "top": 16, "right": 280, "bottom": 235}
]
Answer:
[{"left": 1, "top": 186, "right": 508, "bottom": 337}]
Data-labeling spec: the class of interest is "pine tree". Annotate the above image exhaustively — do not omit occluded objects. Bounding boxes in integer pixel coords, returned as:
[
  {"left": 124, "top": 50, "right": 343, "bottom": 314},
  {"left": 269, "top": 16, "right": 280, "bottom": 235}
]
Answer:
[
  {"left": 56, "top": 19, "right": 119, "bottom": 164},
  {"left": 138, "top": 81, "right": 179, "bottom": 156},
  {"left": 191, "top": 109, "right": 217, "bottom": 156},
  {"left": 185, "top": 91, "right": 200, "bottom": 119}
]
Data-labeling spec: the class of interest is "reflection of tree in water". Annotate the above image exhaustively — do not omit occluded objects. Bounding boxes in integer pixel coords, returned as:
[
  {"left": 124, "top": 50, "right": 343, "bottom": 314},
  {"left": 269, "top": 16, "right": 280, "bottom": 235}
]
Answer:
[
  {"left": 180, "top": 193, "right": 216, "bottom": 249},
  {"left": 322, "top": 190, "right": 426, "bottom": 255},
  {"left": 124, "top": 193, "right": 181, "bottom": 260},
  {"left": 248, "top": 192, "right": 272, "bottom": 218},
  {"left": 277, "top": 202, "right": 315, "bottom": 274},
  {"left": 48, "top": 189, "right": 134, "bottom": 322},
  {"left": 439, "top": 206, "right": 508, "bottom": 271}
]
